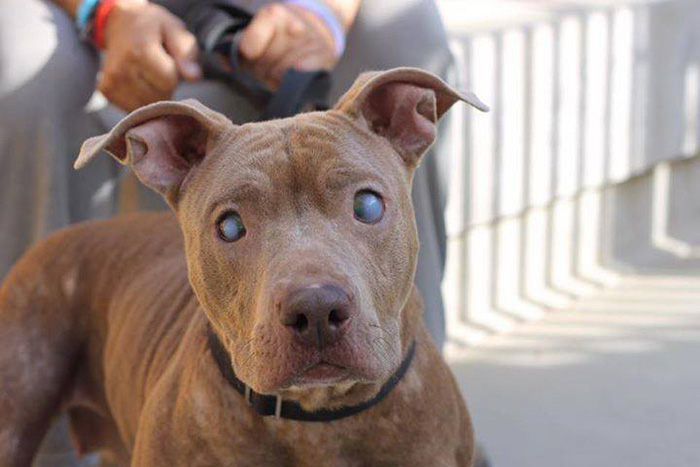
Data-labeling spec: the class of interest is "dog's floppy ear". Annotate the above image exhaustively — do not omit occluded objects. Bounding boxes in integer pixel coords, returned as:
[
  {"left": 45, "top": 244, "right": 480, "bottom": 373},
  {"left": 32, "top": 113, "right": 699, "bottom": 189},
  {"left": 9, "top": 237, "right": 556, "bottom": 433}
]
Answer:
[
  {"left": 74, "top": 99, "right": 230, "bottom": 204},
  {"left": 335, "top": 67, "right": 488, "bottom": 166}
]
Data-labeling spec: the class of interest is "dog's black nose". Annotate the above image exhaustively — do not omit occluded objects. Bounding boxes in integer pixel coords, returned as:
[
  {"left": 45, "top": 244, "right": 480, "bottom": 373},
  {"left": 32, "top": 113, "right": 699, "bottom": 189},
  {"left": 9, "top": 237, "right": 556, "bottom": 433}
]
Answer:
[{"left": 280, "top": 284, "right": 353, "bottom": 349}]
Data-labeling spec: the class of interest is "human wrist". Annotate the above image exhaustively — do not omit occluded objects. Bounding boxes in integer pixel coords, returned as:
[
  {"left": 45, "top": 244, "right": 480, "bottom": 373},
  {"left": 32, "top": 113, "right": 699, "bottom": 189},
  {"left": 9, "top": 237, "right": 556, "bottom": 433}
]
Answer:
[
  {"left": 321, "top": 0, "right": 361, "bottom": 33},
  {"left": 73, "top": 0, "right": 146, "bottom": 46},
  {"left": 101, "top": 0, "right": 148, "bottom": 48},
  {"left": 284, "top": 0, "right": 346, "bottom": 57}
]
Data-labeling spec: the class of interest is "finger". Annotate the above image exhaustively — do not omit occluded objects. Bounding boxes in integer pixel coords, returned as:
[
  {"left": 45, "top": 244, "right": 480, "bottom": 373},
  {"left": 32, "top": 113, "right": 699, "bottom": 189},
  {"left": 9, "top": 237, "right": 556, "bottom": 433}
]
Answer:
[
  {"left": 268, "top": 43, "right": 332, "bottom": 83},
  {"left": 99, "top": 67, "right": 163, "bottom": 112},
  {"left": 99, "top": 76, "right": 141, "bottom": 112},
  {"left": 120, "top": 75, "right": 161, "bottom": 110},
  {"left": 263, "top": 44, "right": 311, "bottom": 88},
  {"left": 238, "top": 5, "right": 281, "bottom": 62},
  {"left": 98, "top": 66, "right": 135, "bottom": 111},
  {"left": 249, "top": 26, "right": 296, "bottom": 86},
  {"left": 287, "top": 14, "right": 305, "bottom": 36},
  {"left": 138, "top": 42, "right": 180, "bottom": 94},
  {"left": 292, "top": 47, "right": 335, "bottom": 71},
  {"left": 257, "top": 6, "right": 306, "bottom": 70},
  {"left": 130, "top": 67, "right": 171, "bottom": 103},
  {"left": 246, "top": 6, "right": 308, "bottom": 88},
  {"left": 162, "top": 25, "right": 201, "bottom": 81}
]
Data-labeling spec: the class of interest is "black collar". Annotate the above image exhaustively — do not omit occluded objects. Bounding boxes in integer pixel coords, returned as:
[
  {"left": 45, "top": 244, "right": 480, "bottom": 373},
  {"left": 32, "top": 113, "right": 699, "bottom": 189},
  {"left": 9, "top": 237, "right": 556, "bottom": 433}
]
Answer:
[{"left": 206, "top": 326, "right": 416, "bottom": 422}]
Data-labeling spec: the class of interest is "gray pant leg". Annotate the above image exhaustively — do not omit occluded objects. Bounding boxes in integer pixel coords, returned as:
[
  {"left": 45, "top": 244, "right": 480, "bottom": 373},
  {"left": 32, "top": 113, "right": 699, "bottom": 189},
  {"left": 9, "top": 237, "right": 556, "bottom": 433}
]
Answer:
[
  {"left": 328, "top": 0, "right": 455, "bottom": 348},
  {"left": 0, "top": 0, "right": 118, "bottom": 280},
  {"left": 0, "top": 1, "right": 107, "bottom": 465}
]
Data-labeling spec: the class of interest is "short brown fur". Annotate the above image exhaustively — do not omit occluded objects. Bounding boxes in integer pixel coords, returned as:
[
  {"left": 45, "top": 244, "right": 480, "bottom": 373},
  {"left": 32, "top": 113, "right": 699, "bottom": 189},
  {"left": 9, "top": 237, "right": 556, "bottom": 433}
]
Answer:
[{"left": 0, "top": 68, "right": 486, "bottom": 466}]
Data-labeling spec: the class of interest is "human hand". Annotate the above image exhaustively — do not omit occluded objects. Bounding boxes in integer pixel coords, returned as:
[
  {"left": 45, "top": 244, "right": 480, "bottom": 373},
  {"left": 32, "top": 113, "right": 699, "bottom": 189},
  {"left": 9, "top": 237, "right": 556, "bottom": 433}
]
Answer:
[
  {"left": 99, "top": 0, "right": 202, "bottom": 111},
  {"left": 239, "top": 3, "right": 340, "bottom": 90}
]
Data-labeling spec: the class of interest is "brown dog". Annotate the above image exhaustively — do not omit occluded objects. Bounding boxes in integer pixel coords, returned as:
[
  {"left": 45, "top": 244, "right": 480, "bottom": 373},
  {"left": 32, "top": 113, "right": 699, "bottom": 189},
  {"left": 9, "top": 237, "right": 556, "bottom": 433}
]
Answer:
[{"left": 0, "top": 68, "right": 487, "bottom": 466}]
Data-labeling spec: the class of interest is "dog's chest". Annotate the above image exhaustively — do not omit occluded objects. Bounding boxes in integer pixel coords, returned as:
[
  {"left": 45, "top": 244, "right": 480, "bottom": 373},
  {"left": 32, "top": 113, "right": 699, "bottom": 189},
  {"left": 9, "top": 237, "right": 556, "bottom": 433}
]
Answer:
[
  {"left": 231, "top": 411, "right": 441, "bottom": 466},
  {"left": 181, "top": 384, "right": 440, "bottom": 466}
]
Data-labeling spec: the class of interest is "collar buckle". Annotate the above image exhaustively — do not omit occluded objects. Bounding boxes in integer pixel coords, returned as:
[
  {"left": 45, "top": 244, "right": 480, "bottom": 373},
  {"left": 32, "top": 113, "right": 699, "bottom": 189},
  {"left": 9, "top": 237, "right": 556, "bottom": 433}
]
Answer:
[
  {"left": 274, "top": 395, "right": 283, "bottom": 419},
  {"left": 244, "top": 385, "right": 252, "bottom": 406}
]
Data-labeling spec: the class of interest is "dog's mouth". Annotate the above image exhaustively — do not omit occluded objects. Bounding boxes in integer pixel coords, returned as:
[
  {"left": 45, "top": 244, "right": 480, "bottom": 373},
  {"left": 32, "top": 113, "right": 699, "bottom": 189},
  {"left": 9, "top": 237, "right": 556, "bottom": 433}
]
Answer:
[
  {"left": 286, "top": 360, "right": 354, "bottom": 388},
  {"left": 302, "top": 360, "right": 349, "bottom": 380}
]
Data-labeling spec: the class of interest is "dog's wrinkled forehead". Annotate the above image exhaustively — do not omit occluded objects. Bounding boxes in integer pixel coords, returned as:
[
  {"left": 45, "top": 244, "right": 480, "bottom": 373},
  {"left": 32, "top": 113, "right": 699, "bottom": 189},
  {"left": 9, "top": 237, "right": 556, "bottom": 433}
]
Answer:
[{"left": 191, "top": 112, "right": 404, "bottom": 208}]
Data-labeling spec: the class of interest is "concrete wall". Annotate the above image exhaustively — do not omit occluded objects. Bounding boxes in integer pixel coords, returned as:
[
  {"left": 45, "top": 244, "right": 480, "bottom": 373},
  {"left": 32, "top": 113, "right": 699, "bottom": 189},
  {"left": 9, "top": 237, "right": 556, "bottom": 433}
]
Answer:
[{"left": 437, "top": 0, "right": 700, "bottom": 345}]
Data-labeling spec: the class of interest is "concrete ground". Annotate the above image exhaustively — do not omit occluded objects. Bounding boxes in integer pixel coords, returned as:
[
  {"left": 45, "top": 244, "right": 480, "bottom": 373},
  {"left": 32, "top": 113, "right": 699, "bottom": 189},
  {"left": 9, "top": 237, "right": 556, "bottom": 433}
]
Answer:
[{"left": 449, "top": 273, "right": 700, "bottom": 467}]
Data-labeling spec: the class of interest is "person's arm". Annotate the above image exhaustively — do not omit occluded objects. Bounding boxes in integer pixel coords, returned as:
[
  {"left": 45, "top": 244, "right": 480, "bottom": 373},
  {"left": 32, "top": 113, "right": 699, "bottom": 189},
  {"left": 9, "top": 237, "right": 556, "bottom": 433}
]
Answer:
[
  {"left": 323, "top": 0, "right": 361, "bottom": 33},
  {"left": 52, "top": 0, "right": 201, "bottom": 111},
  {"left": 52, "top": 0, "right": 83, "bottom": 17}
]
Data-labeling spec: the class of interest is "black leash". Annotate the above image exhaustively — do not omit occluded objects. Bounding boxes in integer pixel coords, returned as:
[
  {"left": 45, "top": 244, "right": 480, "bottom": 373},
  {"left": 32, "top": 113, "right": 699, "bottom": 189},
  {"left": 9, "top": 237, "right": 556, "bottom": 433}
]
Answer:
[
  {"left": 185, "top": 1, "right": 331, "bottom": 120},
  {"left": 206, "top": 326, "right": 417, "bottom": 422}
]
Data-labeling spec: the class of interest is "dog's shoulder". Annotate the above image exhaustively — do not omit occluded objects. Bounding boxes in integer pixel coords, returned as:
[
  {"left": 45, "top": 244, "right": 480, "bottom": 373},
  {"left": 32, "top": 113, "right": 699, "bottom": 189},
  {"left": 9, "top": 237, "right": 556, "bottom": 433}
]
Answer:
[
  {"left": 43, "top": 211, "right": 181, "bottom": 252},
  {"left": 69, "top": 211, "right": 180, "bottom": 240},
  {"left": 3, "top": 212, "right": 183, "bottom": 291}
]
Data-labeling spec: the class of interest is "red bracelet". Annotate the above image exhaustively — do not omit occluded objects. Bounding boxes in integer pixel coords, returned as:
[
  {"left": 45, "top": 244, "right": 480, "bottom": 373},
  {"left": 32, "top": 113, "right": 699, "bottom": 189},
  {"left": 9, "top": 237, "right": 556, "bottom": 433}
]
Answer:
[{"left": 93, "top": 0, "right": 117, "bottom": 50}]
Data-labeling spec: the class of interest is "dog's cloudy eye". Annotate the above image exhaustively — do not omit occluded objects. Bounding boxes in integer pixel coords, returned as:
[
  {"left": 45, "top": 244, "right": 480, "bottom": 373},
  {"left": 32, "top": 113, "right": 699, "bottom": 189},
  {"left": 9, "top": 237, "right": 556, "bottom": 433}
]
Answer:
[
  {"left": 216, "top": 211, "right": 246, "bottom": 242},
  {"left": 353, "top": 190, "right": 384, "bottom": 224}
]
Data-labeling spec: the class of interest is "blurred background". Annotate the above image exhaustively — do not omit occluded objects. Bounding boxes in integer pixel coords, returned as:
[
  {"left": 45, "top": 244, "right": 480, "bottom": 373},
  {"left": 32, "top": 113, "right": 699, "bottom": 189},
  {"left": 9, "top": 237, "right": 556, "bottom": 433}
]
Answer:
[{"left": 436, "top": 1, "right": 700, "bottom": 466}]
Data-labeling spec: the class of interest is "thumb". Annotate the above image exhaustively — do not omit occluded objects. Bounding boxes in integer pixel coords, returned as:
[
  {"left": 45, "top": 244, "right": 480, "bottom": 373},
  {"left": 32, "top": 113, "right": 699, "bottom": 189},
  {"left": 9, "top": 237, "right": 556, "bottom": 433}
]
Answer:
[{"left": 163, "top": 26, "right": 202, "bottom": 81}]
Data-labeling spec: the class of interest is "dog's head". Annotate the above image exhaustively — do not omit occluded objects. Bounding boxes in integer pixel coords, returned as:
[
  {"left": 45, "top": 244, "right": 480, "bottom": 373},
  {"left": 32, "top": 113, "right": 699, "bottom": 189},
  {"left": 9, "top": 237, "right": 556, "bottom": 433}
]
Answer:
[{"left": 76, "top": 68, "right": 486, "bottom": 404}]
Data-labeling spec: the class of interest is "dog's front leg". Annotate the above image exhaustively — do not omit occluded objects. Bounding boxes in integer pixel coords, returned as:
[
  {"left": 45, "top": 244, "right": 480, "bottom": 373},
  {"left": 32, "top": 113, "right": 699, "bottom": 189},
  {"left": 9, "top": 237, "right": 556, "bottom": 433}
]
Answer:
[
  {"left": 0, "top": 241, "right": 83, "bottom": 466},
  {"left": 130, "top": 374, "right": 190, "bottom": 467},
  {"left": 131, "top": 393, "right": 257, "bottom": 467},
  {"left": 131, "top": 363, "right": 291, "bottom": 467}
]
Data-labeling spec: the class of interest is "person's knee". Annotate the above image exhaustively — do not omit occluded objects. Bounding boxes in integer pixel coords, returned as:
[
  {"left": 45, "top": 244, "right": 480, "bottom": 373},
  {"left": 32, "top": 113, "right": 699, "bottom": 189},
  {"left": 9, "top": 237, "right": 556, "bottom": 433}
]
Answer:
[
  {"left": 330, "top": 0, "right": 452, "bottom": 103},
  {"left": 0, "top": 0, "right": 98, "bottom": 119}
]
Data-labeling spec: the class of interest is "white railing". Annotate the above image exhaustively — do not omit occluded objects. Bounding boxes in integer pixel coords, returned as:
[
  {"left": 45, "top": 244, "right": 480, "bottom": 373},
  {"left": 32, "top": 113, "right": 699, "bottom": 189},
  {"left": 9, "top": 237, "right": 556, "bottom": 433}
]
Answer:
[{"left": 437, "top": 0, "right": 700, "bottom": 345}]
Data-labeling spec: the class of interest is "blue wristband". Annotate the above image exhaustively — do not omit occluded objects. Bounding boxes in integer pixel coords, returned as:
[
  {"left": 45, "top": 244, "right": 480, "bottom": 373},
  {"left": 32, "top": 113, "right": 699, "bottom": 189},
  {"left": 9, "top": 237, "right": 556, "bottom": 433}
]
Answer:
[
  {"left": 284, "top": 0, "right": 346, "bottom": 57},
  {"left": 76, "top": 0, "right": 101, "bottom": 36}
]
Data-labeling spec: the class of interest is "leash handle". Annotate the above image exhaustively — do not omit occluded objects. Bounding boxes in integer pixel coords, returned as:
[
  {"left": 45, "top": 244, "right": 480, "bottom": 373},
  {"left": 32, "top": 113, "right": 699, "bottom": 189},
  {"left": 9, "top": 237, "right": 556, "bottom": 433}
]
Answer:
[
  {"left": 185, "top": 1, "right": 332, "bottom": 119},
  {"left": 186, "top": 3, "right": 265, "bottom": 96}
]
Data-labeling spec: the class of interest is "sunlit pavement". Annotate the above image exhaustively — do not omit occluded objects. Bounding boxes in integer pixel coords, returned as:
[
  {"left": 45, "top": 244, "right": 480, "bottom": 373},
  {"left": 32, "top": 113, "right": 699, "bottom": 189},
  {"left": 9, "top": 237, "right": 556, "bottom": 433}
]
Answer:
[{"left": 448, "top": 273, "right": 700, "bottom": 467}]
